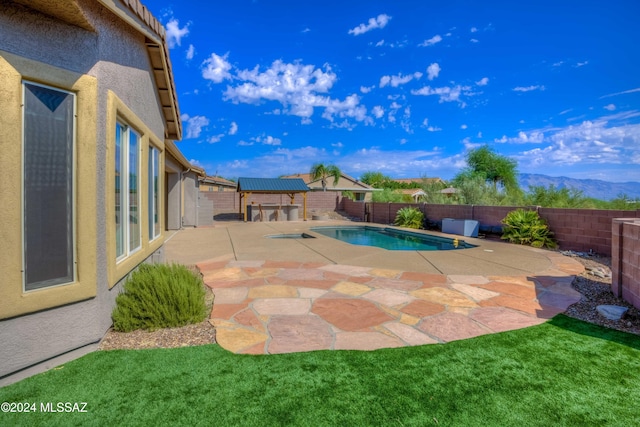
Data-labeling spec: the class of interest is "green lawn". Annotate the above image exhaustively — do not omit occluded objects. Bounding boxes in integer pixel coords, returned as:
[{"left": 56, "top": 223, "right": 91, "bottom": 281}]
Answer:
[{"left": 1, "top": 315, "right": 639, "bottom": 426}]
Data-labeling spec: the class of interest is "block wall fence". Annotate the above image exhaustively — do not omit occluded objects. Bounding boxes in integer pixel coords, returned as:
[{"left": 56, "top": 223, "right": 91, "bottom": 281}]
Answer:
[
  {"left": 204, "top": 192, "right": 640, "bottom": 258},
  {"left": 612, "top": 219, "right": 640, "bottom": 310}
]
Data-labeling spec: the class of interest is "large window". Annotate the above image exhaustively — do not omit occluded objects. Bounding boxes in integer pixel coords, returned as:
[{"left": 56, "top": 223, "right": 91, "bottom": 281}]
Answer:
[
  {"left": 23, "top": 82, "right": 75, "bottom": 291},
  {"left": 115, "top": 122, "right": 141, "bottom": 260},
  {"left": 148, "top": 146, "right": 160, "bottom": 240}
]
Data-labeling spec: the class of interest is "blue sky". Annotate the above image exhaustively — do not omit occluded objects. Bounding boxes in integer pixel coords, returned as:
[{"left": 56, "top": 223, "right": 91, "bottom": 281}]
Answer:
[{"left": 144, "top": 0, "right": 640, "bottom": 183}]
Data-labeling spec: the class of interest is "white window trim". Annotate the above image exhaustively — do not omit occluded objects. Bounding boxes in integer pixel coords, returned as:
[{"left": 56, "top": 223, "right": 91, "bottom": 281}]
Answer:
[
  {"left": 21, "top": 81, "right": 78, "bottom": 292},
  {"left": 149, "top": 145, "right": 161, "bottom": 242},
  {"left": 116, "top": 121, "right": 141, "bottom": 263}
]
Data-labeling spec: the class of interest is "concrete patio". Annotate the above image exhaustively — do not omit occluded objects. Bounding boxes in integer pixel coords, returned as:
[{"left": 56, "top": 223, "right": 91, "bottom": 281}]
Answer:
[{"left": 165, "top": 220, "right": 584, "bottom": 354}]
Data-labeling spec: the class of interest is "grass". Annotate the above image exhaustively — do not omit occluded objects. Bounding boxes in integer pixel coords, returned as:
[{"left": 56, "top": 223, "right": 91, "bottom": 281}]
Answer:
[{"left": 1, "top": 315, "right": 639, "bottom": 426}]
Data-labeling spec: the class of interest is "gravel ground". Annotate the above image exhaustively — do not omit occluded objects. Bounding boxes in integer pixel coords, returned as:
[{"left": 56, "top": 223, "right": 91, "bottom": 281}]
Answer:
[
  {"left": 564, "top": 253, "right": 640, "bottom": 336},
  {"left": 99, "top": 252, "right": 638, "bottom": 351}
]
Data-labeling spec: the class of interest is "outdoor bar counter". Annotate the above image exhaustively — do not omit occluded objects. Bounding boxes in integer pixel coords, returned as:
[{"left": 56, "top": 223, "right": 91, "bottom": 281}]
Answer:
[{"left": 247, "top": 204, "right": 300, "bottom": 222}]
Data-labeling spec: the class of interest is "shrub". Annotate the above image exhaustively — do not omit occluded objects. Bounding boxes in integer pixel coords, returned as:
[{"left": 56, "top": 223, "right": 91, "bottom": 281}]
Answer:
[
  {"left": 112, "top": 263, "right": 208, "bottom": 332},
  {"left": 394, "top": 207, "right": 425, "bottom": 229},
  {"left": 500, "top": 209, "right": 557, "bottom": 249}
]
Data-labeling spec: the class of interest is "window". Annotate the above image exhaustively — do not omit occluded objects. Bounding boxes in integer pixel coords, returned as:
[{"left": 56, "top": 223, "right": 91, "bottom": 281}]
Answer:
[
  {"left": 148, "top": 146, "right": 160, "bottom": 240},
  {"left": 23, "top": 82, "right": 75, "bottom": 290},
  {"left": 115, "top": 122, "right": 140, "bottom": 260}
]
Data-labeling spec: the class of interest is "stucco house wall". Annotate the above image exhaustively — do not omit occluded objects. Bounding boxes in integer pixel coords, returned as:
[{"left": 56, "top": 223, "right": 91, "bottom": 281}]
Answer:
[{"left": 0, "top": 0, "right": 198, "bottom": 380}]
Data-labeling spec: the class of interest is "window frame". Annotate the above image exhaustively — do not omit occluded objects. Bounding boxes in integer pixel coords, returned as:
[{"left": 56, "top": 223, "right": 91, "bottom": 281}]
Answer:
[
  {"left": 148, "top": 145, "right": 161, "bottom": 241},
  {"left": 21, "top": 81, "right": 77, "bottom": 292},
  {"left": 115, "top": 120, "right": 142, "bottom": 262}
]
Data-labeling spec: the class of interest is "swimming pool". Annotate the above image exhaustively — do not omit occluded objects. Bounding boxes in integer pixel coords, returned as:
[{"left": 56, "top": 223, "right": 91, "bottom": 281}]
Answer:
[{"left": 310, "top": 226, "right": 475, "bottom": 251}]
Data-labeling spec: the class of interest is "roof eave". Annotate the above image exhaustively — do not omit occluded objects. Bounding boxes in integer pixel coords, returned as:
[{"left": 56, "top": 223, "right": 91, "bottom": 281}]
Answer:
[{"left": 98, "top": 0, "right": 182, "bottom": 140}]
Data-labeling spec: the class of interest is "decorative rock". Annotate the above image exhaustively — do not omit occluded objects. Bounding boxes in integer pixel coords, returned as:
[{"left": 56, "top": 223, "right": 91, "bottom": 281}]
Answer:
[{"left": 596, "top": 305, "right": 629, "bottom": 321}]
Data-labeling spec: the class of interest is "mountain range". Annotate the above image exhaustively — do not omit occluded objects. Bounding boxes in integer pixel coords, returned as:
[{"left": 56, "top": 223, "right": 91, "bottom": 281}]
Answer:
[{"left": 518, "top": 174, "right": 640, "bottom": 201}]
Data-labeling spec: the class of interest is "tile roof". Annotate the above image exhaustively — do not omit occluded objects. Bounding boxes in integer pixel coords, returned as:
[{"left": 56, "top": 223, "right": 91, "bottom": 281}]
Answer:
[{"left": 237, "top": 178, "right": 309, "bottom": 193}]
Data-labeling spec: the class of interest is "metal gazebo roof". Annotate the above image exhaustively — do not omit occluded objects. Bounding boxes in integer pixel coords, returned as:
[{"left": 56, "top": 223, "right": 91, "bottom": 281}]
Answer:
[{"left": 237, "top": 177, "right": 309, "bottom": 193}]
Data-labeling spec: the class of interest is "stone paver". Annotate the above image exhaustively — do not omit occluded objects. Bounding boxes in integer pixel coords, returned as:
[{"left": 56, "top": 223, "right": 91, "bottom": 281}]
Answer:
[{"left": 197, "top": 249, "right": 584, "bottom": 354}]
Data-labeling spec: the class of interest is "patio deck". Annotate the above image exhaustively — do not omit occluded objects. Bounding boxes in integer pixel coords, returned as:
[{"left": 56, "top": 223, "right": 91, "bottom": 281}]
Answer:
[{"left": 165, "top": 221, "right": 584, "bottom": 354}]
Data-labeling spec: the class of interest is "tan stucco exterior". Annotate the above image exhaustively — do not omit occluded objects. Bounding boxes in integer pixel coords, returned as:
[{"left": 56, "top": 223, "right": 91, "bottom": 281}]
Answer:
[
  {"left": 0, "top": 51, "right": 98, "bottom": 319},
  {"left": 0, "top": 0, "right": 203, "bottom": 380}
]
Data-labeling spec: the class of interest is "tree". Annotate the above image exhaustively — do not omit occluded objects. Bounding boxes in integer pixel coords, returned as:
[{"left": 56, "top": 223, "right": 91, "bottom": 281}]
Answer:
[
  {"left": 461, "top": 145, "right": 519, "bottom": 192},
  {"left": 360, "top": 171, "right": 391, "bottom": 188},
  {"left": 310, "top": 163, "right": 341, "bottom": 191}
]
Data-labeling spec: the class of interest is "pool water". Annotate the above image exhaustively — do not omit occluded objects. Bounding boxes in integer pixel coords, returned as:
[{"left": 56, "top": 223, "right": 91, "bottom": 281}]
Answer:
[{"left": 310, "top": 226, "right": 475, "bottom": 251}]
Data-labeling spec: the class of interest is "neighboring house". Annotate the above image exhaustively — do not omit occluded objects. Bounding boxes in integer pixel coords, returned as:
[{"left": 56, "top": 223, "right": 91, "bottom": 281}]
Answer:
[
  {"left": 282, "top": 173, "right": 376, "bottom": 201},
  {"left": 0, "top": 0, "right": 202, "bottom": 380},
  {"left": 200, "top": 175, "right": 237, "bottom": 192}
]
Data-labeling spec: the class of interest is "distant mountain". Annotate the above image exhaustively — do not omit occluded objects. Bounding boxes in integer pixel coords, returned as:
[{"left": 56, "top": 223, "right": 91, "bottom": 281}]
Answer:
[{"left": 518, "top": 174, "right": 640, "bottom": 200}]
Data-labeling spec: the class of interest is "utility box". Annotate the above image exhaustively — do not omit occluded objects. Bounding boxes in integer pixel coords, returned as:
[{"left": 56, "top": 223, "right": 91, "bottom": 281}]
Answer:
[{"left": 442, "top": 218, "right": 479, "bottom": 237}]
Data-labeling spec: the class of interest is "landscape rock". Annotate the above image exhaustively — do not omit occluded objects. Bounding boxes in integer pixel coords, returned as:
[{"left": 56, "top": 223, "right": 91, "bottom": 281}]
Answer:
[{"left": 596, "top": 305, "right": 629, "bottom": 321}]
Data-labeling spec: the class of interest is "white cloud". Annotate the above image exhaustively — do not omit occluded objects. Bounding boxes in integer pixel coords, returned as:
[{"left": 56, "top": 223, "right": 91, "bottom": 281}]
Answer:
[
  {"left": 341, "top": 147, "right": 461, "bottom": 178},
  {"left": 604, "top": 104, "right": 616, "bottom": 111},
  {"left": 418, "top": 34, "right": 442, "bottom": 47},
  {"left": 460, "top": 124, "right": 468, "bottom": 129},
  {"left": 375, "top": 39, "right": 385, "bottom": 47},
  {"left": 476, "top": 77, "right": 489, "bottom": 86},
  {"left": 372, "top": 105, "right": 385, "bottom": 119},
  {"left": 360, "top": 85, "right": 375, "bottom": 93},
  {"left": 427, "top": 126, "right": 442, "bottom": 132},
  {"left": 165, "top": 18, "right": 189, "bottom": 48},
  {"left": 229, "top": 121, "right": 238, "bottom": 135},
  {"left": 513, "top": 85, "right": 545, "bottom": 92},
  {"left": 470, "top": 27, "right": 478, "bottom": 33},
  {"left": 575, "top": 61, "right": 589, "bottom": 67},
  {"left": 470, "top": 38, "right": 479, "bottom": 43},
  {"left": 237, "top": 140, "right": 254, "bottom": 146},
  {"left": 302, "top": 28, "right": 311, "bottom": 33},
  {"left": 502, "top": 113, "right": 640, "bottom": 176},
  {"left": 495, "top": 131, "right": 544, "bottom": 144},
  {"left": 219, "top": 58, "right": 370, "bottom": 126},
  {"left": 348, "top": 14, "right": 391, "bottom": 36},
  {"left": 332, "top": 142, "right": 344, "bottom": 148},
  {"left": 202, "top": 52, "right": 232, "bottom": 83},
  {"left": 379, "top": 75, "right": 391, "bottom": 88},
  {"left": 186, "top": 44, "right": 195, "bottom": 60},
  {"left": 411, "top": 84, "right": 472, "bottom": 106},
  {"left": 180, "top": 114, "right": 209, "bottom": 139},
  {"left": 426, "top": 63, "right": 440, "bottom": 81},
  {"left": 600, "top": 87, "right": 640, "bottom": 98},
  {"left": 207, "top": 134, "right": 225, "bottom": 144},
  {"left": 256, "top": 135, "right": 282, "bottom": 146},
  {"left": 380, "top": 72, "right": 423, "bottom": 88}
]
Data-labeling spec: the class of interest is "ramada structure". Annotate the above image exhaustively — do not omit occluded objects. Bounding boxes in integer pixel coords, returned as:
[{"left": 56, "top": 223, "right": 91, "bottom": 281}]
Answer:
[{"left": 0, "top": 0, "right": 204, "bottom": 379}]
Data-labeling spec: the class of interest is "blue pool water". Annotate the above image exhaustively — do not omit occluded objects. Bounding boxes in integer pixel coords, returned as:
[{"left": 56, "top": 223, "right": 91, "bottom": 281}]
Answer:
[{"left": 310, "top": 226, "right": 475, "bottom": 251}]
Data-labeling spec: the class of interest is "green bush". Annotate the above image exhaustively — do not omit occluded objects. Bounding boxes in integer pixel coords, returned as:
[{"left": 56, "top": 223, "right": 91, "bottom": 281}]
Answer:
[
  {"left": 501, "top": 209, "right": 557, "bottom": 249},
  {"left": 394, "top": 207, "right": 425, "bottom": 229},
  {"left": 112, "top": 263, "right": 208, "bottom": 332}
]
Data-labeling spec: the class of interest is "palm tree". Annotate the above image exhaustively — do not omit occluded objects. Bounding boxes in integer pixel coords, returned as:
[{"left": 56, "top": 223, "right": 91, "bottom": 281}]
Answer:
[{"left": 310, "top": 163, "right": 341, "bottom": 191}]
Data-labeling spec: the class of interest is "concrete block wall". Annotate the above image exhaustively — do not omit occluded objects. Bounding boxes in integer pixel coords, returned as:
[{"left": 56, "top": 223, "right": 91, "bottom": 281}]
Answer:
[
  {"left": 359, "top": 203, "right": 639, "bottom": 257},
  {"left": 540, "top": 208, "right": 637, "bottom": 256},
  {"left": 343, "top": 198, "right": 365, "bottom": 220},
  {"left": 612, "top": 219, "right": 640, "bottom": 309}
]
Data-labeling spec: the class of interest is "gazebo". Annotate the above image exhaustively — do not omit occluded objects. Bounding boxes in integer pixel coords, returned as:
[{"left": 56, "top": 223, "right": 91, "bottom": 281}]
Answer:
[{"left": 237, "top": 177, "right": 310, "bottom": 222}]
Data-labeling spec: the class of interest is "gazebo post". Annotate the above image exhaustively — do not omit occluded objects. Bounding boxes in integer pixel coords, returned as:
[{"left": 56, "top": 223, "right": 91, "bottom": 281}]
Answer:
[{"left": 303, "top": 192, "right": 307, "bottom": 221}]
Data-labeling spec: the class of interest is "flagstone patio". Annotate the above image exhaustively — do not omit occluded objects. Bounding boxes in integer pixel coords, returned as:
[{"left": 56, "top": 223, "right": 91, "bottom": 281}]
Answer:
[{"left": 165, "top": 221, "right": 584, "bottom": 354}]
